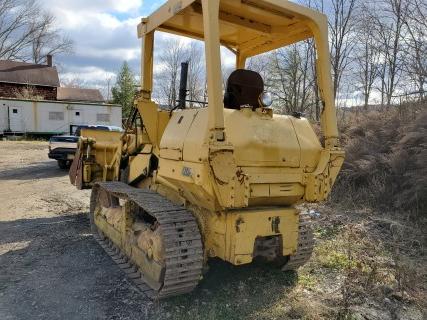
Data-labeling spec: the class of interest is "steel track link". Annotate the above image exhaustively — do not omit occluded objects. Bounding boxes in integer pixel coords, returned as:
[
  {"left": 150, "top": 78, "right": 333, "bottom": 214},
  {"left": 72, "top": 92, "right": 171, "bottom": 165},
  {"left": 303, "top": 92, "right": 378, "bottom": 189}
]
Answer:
[
  {"left": 90, "top": 181, "right": 203, "bottom": 299},
  {"left": 282, "top": 212, "right": 315, "bottom": 271}
]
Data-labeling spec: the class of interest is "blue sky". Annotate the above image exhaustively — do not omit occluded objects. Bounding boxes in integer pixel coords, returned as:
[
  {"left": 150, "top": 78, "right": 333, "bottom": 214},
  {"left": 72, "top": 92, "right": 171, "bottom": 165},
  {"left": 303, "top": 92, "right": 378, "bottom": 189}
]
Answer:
[{"left": 41, "top": 0, "right": 169, "bottom": 96}]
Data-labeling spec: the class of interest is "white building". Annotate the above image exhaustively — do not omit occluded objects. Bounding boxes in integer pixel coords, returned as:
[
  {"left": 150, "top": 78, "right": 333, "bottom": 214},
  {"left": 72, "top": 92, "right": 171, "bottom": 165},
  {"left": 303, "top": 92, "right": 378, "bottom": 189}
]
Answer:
[
  {"left": 0, "top": 97, "right": 122, "bottom": 136},
  {"left": 0, "top": 59, "right": 122, "bottom": 136}
]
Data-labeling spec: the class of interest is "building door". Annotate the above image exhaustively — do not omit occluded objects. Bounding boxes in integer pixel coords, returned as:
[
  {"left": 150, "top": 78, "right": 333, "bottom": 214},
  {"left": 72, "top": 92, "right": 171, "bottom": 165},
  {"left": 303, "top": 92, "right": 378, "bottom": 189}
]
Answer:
[
  {"left": 9, "top": 106, "right": 23, "bottom": 132},
  {"left": 72, "top": 109, "right": 82, "bottom": 125}
]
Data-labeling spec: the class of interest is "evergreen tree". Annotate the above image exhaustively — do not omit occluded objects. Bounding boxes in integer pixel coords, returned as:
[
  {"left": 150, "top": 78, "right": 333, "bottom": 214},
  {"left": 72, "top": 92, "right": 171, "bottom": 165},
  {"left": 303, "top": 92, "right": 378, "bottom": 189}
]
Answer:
[{"left": 112, "top": 61, "right": 136, "bottom": 117}]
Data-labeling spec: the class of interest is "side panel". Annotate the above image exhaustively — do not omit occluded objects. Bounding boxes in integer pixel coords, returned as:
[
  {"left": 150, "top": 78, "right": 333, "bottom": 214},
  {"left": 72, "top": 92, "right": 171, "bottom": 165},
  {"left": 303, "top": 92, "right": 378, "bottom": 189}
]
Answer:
[
  {"left": 128, "top": 153, "right": 151, "bottom": 183},
  {"left": 157, "top": 158, "right": 218, "bottom": 211},
  {"left": 183, "top": 109, "right": 209, "bottom": 162},
  {"left": 137, "top": 100, "right": 170, "bottom": 151},
  {"left": 160, "top": 109, "right": 199, "bottom": 160},
  {"left": 289, "top": 117, "right": 322, "bottom": 171}
]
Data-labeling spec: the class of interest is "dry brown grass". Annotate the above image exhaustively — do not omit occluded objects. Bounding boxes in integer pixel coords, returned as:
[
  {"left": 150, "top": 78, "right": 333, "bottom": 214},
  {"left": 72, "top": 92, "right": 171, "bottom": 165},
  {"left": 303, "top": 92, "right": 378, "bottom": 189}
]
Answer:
[{"left": 332, "top": 102, "right": 427, "bottom": 218}]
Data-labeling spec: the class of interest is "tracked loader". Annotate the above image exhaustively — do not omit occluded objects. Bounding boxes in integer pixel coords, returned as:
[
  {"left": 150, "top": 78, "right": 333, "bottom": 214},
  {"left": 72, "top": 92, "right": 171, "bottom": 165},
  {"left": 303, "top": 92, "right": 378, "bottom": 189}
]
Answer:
[{"left": 70, "top": 0, "right": 344, "bottom": 299}]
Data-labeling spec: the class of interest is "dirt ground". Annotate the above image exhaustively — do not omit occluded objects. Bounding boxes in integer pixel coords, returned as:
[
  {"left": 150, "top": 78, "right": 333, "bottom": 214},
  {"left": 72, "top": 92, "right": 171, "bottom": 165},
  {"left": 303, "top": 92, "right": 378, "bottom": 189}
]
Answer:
[
  {"left": 0, "top": 141, "right": 149, "bottom": 319},
  {"left": 0, "top": 141, "right": 425, "bottom": 320}
]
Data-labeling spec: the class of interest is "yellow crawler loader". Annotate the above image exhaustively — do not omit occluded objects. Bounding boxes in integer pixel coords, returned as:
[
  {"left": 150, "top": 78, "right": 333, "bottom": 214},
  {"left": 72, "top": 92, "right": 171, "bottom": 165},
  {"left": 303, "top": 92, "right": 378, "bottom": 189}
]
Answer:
[{"left": 70, "top": 0, "right": 344, "bottom": 299}]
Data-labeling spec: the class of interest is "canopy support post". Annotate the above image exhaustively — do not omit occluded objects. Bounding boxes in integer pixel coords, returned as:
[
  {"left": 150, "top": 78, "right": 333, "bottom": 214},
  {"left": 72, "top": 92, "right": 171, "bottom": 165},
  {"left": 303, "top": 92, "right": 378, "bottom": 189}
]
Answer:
[
  {"left": 141, "top": 28, "right": 154, "bottom": 101},
  {"left": 236, "top": 51, "right": 246, "bottom": 69},
  {"left": 308, "top": 17, "right": 339, "bottom": 148},
  {"left": 202, "top": 0, "right": 225, "bottom": 141}
]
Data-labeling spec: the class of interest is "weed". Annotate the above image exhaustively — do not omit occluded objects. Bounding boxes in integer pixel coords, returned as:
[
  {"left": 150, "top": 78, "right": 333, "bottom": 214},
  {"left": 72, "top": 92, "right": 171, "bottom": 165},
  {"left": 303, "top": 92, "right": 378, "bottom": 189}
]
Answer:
[{"left": 298, "top": 274, "right": 317, "bottom": 289}]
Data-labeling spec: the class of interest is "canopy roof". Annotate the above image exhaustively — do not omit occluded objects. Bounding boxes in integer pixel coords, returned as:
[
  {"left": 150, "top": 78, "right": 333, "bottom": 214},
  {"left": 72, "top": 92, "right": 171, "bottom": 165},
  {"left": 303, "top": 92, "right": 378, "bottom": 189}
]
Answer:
[{"left": 138, "top": 0, "right": 325, "bottom": 58}]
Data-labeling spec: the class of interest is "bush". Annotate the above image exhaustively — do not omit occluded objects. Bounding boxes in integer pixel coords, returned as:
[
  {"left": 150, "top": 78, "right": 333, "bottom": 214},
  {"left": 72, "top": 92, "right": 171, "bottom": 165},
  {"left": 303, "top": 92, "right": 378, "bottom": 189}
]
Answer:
[{"left": 331, "top": 102, "right": 427, "bottom": 217}]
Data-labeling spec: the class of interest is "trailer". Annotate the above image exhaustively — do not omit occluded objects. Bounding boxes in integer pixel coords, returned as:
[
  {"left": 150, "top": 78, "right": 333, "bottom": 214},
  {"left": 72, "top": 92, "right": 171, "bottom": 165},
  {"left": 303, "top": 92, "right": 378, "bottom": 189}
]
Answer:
[{"left": 0, "top": 97, "right": 122, "bottom": 137}]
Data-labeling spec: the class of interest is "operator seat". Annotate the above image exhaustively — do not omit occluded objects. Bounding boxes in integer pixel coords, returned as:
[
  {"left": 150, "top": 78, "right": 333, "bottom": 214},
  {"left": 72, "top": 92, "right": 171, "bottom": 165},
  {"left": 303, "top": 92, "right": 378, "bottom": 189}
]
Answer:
[{"left": 223, "top": 69, "right": 264, "bottom": 110}]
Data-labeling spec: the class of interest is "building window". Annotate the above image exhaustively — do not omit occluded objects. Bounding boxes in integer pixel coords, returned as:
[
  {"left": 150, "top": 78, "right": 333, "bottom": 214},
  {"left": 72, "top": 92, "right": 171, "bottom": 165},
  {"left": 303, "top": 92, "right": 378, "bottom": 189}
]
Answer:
[
  {"left": 75, "top": 111, "right": 80, "bottom": 116},
  {"left": 96, "top": 113, "right": 110, "bottom": 122},
  {"left": 12, "top": 109, "right": 18, "bottom": 114},
  {"left": 49, "top": 111, "right": 64, "bottom": 120}
]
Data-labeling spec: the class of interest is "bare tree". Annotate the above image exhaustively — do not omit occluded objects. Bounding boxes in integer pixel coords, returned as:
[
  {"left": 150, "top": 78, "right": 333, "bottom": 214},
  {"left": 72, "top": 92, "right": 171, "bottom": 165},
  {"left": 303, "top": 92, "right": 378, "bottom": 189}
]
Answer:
[
  {"left": 375, "top": 0, "right": 410, "bottom": 106},
  {"left": 186, "top": 42, "right": 205, "bottom": 107},
  {"left": 155, "top": 39, "right": 206, "bottom": 108},
  {"left": 31, "top": 13, "right": 73, "bottom": 64},
  {"left": 246, "top": 53, "right": 271, "bottom": 82},
  {"left": 155, "top": 0, "right": 423, "bottom": 111},
  {"left": 328, "top": 0, "right": 358, "bottom": 102},
  {"left": 61, "top": 77, "right": 87, "bottom": 89},
  {"left": 268, "top": 44, "right": 315, "bottom": 115},
  {"left": 0, "top": 0, "right": 72, "bottom": 63},
  {"left": 247, "top": 40, "right": 318, "bottom": 118},
  {"left": 105, "top": 75, "right": 114, "bottom": 102},
  {"left": 156, "top": 39, "right": 187, "bottom": 106},
  {"left": 301, "top": 0, "right": 324, "bottom": 120},
  {"left": 403, "top": 0, "right": 426, "bottom": 99},
  {"left": 354, "top": 5, "right": 381, "bottom": 109}
]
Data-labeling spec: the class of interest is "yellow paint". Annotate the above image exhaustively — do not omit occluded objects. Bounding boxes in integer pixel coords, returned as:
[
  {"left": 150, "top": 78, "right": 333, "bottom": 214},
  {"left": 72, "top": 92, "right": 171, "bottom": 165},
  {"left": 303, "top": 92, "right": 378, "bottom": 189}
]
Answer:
[
  {"left": 73, "top": 0, "right": 345, "bottom": 267},
  {"left": 128, "top": 153, "right": 151, "bottom": 183},
  {"left": 192, "top": 206, "right": 299, "bottom": 265}
]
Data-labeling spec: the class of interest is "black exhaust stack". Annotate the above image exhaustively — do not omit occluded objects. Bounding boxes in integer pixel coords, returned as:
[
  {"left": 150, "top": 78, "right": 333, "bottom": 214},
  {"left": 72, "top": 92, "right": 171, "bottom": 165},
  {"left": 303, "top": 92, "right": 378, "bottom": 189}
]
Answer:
[{"left": 178, "top": 61, "right": 189, "bottom": 109}]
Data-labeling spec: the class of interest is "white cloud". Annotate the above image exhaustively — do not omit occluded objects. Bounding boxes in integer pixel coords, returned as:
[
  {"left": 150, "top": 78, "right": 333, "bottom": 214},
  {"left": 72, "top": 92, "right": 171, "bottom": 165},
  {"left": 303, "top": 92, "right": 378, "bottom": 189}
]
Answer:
[
  {"left": 40, "top": 0, "right": 144, "bottom": 85},
  {"left": 39, "top": 0, "right": 236, "bottom": 93},
  {"left": 109, "top": 0, "right": 142, "bottom": 13},
  {"left": 82, "top": 47, "right": 140, "bottom": 61},
  {"left": 60, "top": 66, "right": 115, "bottom": 84},
  {"left": 42, "top": 0, "right": 142, "bottom": 15}
]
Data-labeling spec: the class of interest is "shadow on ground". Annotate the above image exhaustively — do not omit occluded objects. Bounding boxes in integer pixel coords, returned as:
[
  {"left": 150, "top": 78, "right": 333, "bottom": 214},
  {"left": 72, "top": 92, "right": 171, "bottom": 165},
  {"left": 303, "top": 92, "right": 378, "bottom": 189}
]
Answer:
[
  {"left": 0, "top": 161, "right": 67, "bottom": 180},
  {"left": 0, "top": 214, "right": 298, "bottom": 320},
  {"left": 0, "top": 214, "right": 148, "bottom": 320},
  {"left": 152, "top": 259, "right": 298, "bottom": 320}
]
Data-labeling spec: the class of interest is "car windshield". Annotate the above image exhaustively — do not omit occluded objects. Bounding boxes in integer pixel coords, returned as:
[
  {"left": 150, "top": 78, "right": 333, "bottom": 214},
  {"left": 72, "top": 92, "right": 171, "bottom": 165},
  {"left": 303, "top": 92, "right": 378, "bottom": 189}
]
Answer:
[{"left": 49, "top": 136, "right": 79, "bottom": 142}]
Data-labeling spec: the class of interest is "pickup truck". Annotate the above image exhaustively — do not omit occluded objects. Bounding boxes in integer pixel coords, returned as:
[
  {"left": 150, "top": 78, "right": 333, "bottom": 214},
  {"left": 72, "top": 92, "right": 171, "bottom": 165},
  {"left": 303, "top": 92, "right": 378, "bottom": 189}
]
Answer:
[
  {"left": 48, "top": 125, "right": 122, "bottom": 169},
  {"left": 48, "top": 135, "right": 79, "bottom": 169}
]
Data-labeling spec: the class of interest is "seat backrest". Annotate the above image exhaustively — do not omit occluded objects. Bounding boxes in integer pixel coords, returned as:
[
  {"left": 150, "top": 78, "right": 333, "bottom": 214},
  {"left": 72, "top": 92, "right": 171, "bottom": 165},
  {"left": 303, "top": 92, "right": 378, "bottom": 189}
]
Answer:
[{"left": 224, "top": 69, "right": 264, "bottom": 110}]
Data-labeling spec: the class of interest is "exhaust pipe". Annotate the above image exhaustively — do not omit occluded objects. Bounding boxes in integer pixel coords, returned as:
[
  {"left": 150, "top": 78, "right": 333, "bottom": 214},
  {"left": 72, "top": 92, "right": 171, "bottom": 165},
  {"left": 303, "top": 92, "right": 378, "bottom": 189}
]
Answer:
[{"left": 178, "top": 61, "right": 189, "bottom": 109}]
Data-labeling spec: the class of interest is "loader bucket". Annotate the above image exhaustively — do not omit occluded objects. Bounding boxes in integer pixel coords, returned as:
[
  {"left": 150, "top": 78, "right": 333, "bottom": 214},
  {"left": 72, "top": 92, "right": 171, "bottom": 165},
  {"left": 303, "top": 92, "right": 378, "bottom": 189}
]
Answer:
[{"left": 69, "top": 128, "right": 122, "bottom": 189}]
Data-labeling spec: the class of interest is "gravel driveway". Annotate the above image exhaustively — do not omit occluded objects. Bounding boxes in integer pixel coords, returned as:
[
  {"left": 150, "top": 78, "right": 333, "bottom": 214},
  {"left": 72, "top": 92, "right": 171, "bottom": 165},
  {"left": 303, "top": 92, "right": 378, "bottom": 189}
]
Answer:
[{"left": 0, "top": 141, "right": 150, "bottom": 320}]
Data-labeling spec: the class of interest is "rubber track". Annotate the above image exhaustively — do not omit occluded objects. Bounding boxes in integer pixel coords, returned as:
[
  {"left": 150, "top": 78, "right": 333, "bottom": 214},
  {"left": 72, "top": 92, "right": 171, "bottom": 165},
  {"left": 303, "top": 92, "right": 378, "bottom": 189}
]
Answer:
[
  {"left": 282, "top": 212, "right": 315, "bottom": 271},
  {"left": 90, "top": 181, "right": 203, "bottom": 299}
]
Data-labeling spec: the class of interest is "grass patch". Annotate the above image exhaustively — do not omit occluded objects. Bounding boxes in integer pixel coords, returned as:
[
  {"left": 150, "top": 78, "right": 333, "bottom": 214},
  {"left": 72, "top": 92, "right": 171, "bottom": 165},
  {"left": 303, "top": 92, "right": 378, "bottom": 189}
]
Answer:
[
  {"left": 319, "top": 250, "right": 356, "bottom": 270},
  {"left": 298, "top": 274, "right": 317, "bottom": 289},
  {"left": 315, "top": 224, "right": 341, "bottom": 240}
]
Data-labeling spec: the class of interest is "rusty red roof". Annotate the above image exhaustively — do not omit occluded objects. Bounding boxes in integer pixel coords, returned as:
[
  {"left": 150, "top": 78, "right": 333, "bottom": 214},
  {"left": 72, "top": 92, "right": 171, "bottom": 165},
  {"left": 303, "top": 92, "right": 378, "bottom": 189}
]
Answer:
[
  {"left": 57, "top": 87, "right": 104, "bottom": 102},
  {"left": 0, "top": 60, "right": 60, "bottom": 87}
]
